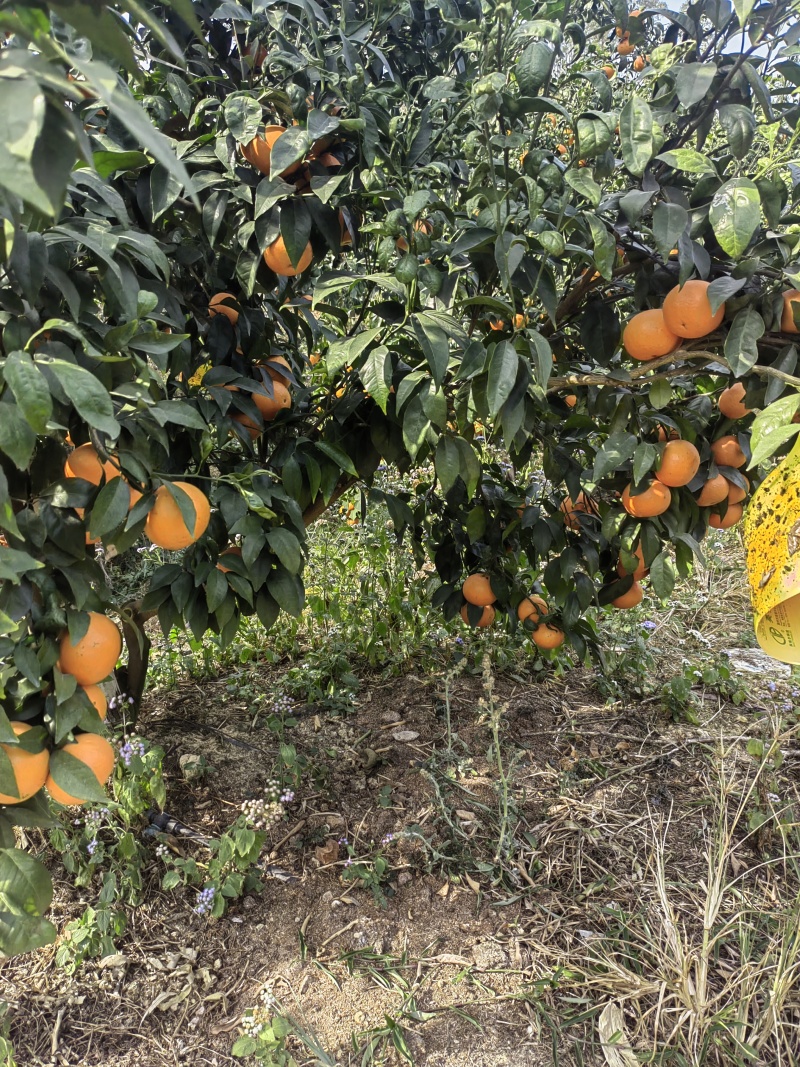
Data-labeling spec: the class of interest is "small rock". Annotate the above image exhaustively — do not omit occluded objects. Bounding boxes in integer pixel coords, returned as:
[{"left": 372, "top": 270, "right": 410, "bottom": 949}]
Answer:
[
  {"left": 393, "top": 730, "right": 420, "bottom": 742},
  {"left": 242, "top": 896, "right": 257, "bottom": 910},
  {"left": 397, "top": 871, "right": 412, "bottom": 887},
  {"left": 97, "top": 953, "right": 128, "bottom": 969},
  {"left": 455, "top": 809, "right": 476, "bottom": 822},
  {"left": 471, "top": 941, "right": 509, "bottom": 969},
  {"left": 320, "top": 890, "right": 334, "bottom": 905},
  {"left": 381, "top": 710, "right": 403, "bottom": 723},
  {"left": 179, "top": 753, "right": 207, "bottom": 781},
  {"left": 724, "top": 648, "right": 791, "bottom": 676}
]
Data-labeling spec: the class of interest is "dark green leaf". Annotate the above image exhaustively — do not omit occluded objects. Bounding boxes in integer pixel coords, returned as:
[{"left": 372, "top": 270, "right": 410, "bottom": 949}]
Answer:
[
  {"left": 709, "top": 178, "right": 760, "bottom": 258},
  {"left": 675, "top": 63, "right": 717, "bottom": 108},
  {"left": 620, "top": 96, "right": 654, "bottom": 177},
  {"left": 0, "top": 401, "right": 37, "bottom": 470},
  {"left": 652, "top": 202, "right": 689, "bottom": 258},
  {"left": 3, "top": 351, "right": 52, "bottom": 434},
  {"left": 487, "top": 342, "right": 519, "bottom": 415},
  {"left": 724, "top": 307, "right": 764, "bottom": 377},
  {"left": 88, "top": 477, "right": 130, "bottom": 539},
  {"left": 39, "top": 358, "right": 118, "bottom": 438}
]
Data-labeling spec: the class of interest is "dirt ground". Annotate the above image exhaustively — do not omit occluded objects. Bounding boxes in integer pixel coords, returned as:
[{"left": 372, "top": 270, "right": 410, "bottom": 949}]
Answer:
[{"left": 3, "top": 627, "right": 794, "bottom": 1067}]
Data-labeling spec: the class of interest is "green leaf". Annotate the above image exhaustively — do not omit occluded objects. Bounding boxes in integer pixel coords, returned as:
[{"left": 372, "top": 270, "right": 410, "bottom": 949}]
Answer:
[
  {"left": 593, "top": 432, "right": 638, "bottom": 481},
  {"left": 576, "top": 114, "right": 612, "bottom": 158},
  {"left": 92, "top": 150, "right": 150, "bottom": 180},
  {"left": 650, "top": 551, "right": 676, "bottom": 599},
  {"left": 718, "top": 104, "right": 757, "bottom": 159},
  {"left": 565, "top": 168, "right": 601, "bottom": 207},
  {"left": 150, "top": 164, "right": 184, "bottom": 222},
  {"left": 270, "top": 128, "right": 312, "bottom": 181},
  {"left": 205, "top": 568, "right": 228, "bottom": 614},
  {"left": 675, "top": 63, "right": 717, "bottom": 108},
  {"left": 412, "top": 314, "right": 450, "bottom": 388},
  {"left": 586, "top": 214, "right": 616, "bottom": 280},
  {"left": 360, "top": 346, "right": 392, "bottom": 413},
  {"left": 266, "top": 528, "right": 303, "bottom": 574},
  {"left": 516, "top": 40, "right": 554, "bottom": 94},
  {"left": 732, "top": 0, "right": 756, "bottom": 27},
  {"left": 633, "top": 442, "right": 659, "bottom": 483},
  {"left": 709, "top": 178, "right": 761, "bottom": 259},
  {"left": 656, "top": 150, "right": 718, "bottom": 176},
  {"left": 748, "top": 395, "right": 800, "bottom": 468},
  {"left": 487, "top": 342, "right": 519, "bottom": 415},
  {"left": 39, "top": 358, "right": 119, "bottom": 438},
  {"left": 315, "top": 440, "right": 358, "bottom": 478},
  {"left": 269, "top": 566, "right": 304, "bottom": 617},
  {"left": 3, "top": 351, "right": 52, "bottom": 435},
  {"left": 620, "top": 96, "right": 654, "bottom": 177},
  {"left": 223, "top": 94, "right": 262, "bottom": 143},
  {"left": 88, "top": 477, "right": 130, "bottom": 539},
  {"left": 649, "top": 379, "right": 672, "bottom": 410},
  {"left": 724, "top": 307, "right": 764, "bottom": 377},
  {"left": 529, "top": 331, "right": 552, "bottom": 391},
  {"left": 47, "top": 749, "right": 111, "bottom": 804},
  {"left": 435, "top": 437, "right": 481, "bottom": 498},
  {"left": 0, "top": 401, "right": 37, "bottom": 470},
  {"left": 652, "top": 202, "right": 689, "bottom": 259},
  {"left": 49, "top": 0, "right": 136, "bottom": 72},
  {"left": 0, "top": 848, "right": 56, "bottom": 957},
  {"left": 326, "top": 329, "right": 382, "bottom": 376}
]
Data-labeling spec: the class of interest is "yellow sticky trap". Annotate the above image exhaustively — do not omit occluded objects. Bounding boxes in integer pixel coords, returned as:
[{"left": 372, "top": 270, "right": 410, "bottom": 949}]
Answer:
[{"left": 744, "top": 434, "right": 800, "bottom": 663}]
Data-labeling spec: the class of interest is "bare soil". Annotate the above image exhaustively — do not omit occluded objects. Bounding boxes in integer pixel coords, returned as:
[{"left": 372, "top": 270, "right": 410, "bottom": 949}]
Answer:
[{"left": 3, "top": 632, "right": 794, "bottom": 1067}]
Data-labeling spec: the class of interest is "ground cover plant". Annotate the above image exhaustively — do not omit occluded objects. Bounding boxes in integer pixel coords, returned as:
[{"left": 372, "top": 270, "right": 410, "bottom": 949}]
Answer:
[{"left": 2, "top": 0, "right": 800, "bottom": 1061}]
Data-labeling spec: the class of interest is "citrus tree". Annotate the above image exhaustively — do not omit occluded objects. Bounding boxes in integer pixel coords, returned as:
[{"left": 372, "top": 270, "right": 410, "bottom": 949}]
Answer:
[{"left": 2, "top": 0, "right": 800, "bottom": 954}]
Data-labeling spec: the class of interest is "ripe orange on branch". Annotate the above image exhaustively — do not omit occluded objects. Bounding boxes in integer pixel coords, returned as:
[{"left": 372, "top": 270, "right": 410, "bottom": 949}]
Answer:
[
  {"left": 0, "top": 723, "right": 50, "bottom": 805},
  {"left": 709, "top": 503, "right": 743, "bottom": 529},
  {"left": 59, "top": 612, "right": 122, "bottom": 686},
  {"left": 780, "top": 290, "right": 800, "bottom": 333},
  {"left": 45, "top": 733, "right": 116, "bottom": 807},
  {"left": 661, "top": 280, "right": 724, "bottom": 338},
  {"left": 655, "top": 439, "right": 701, "bottom": 487},
  {"left": 710, "top": 435, "right": 747, "bottom": 468},
  {"left": 622, "top": 480, "right": 671, "bottom": 518},
  {"left": 263, "top": 236, "right": 313, "bottom": 277},
  {"left": 145, "top": 482, "right": 211, "bottom": 550},
  {"left": 622, "top": 309, "right": 680, "bottom": 361},
  {"left": 460, "top": 603, "right": 495, "bottom": 628},
  {"left": 64, "top": 443, "right": 120, "bottom": 484},
  {"left": 241, "top": 126, "right": 301, "bottom": 177},
  {"left": 462, "top": 573, "right": 496, "bottom": 606},
  {"left": 208, "top": 292, "right": 240, "bottom": 325},
  {"left": 718, "top": 382, "right": 751, "bottom": 420},
  {"left": 531, "top": 624, "right": 565, "bottom": 650},
  {"left": 518, "top": 594, "right": 548, "bottom": 624},
  {"left": 612, "top": 581, "right": 643, "bottom": 609},
  {"left": 696, "top": 473, "right": 730, "bottom": 506},
  {"left": 726, "top": 476, "right": 749, "bottom": 504}
]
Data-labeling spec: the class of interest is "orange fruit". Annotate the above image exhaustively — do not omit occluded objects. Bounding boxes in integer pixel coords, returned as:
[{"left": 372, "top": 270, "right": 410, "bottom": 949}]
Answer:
[
  {"left": 513, "top": 313, "right": 527, "bottom": 329},
  {"left": 59, "top": 612, "right": 122, "bottom": 686},
  {"left": 781, "top": 290, "right": 800, "bottom": 333},
  {"left": 241, "top": 126, "right": 300, "bottom": 177},
  {"left": 617, "top": 543, "right": 648, "bottom": 581},
  {"left": 564, "top": 393, "right": 577, "bottom": 408},
  {"left": 460, "top": 603, "right": 495, "bottom": 628},
  {"left": 633, "top": 56, "right": 645, "bottom": 72},
  {"left": 462, "top": 573, "right": 496, "bottom": 607},
  {"left": 718, "top": 382, "right": 751, "bottom": 420},
  {"left": 622, "top": 309, "right": 680, "bottom": 361},
  {"left": 518, "top": 595, "right": 548, "bottom": 624},
  {"left": 233, "top": 414, "right": 261, "bottom": 440},
  {"left": 602, "top": 65, "right": 615, "bottom": 79},
  {"left": 556, "top": 144, "right": 568, "bottom": 155},
  {"left": 617, "top": 40, "right": 634, "bottom": 55},
  {"left": 615, "top": 27, "right": 630, "bottom": 38},
  {"left": 612, "top": 581, "right": 643, "bottom": 609},
  {"left": 656, "top": 425, "right": 680, "bottom": 442},
  {"left": 710, "top": 435, "right": 747, "bottom": 468},
  {"left": 45, "top": 733, "right": 115, "bottom": 807},
  {"left": 709, "top": 503, "right": 743, "bottom": 529},
  {"left": 0, "top": 723, "right": 50, "bottom": 805},
  {"left": 560, "top": 492, "right": 595, "bottom": 530},
  {"left": 82, "top": 684, "right": 108, "bottom": 720},
  {"left": 64, "top": 443, "right": 120, "bottom": 485},
  {"left": 621, "top": 480, "right": 672, "bottom": 518},
  {"left": 208, "top": 292, "right": 239, "bottom": 325},
  {"left": 145, "top": 482, "right": 211, "bottom": 550},
  {"left": 263, "top": 236, "right": 313, "bottom": 277},
  {"left": 662, "top": 280, "right": 724, "bottom": 338},
  {"left": 252, "top": 382, "right": 292, "bottom": 421},
  {"left": 260, "top": 356, "right": 292, "bottom": 387},
  {"left": 217, "top": 546, "right": 242, "bottom": 572},
  {"left": 696, "top": 473, "right": 729, "bottom": 506},
  {"left": 531, "top": 624, "right": 565, "bottom": 650},
  {"left": 726, "top": 476, "right": 749, "bottom": 504},
  {"left": 655, "top": 439, "right": 701, "bottom": 487}
]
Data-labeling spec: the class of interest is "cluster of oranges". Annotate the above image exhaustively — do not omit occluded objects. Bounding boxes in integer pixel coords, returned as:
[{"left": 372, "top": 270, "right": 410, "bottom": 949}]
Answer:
[
  {"left": 1, "top": 612, "right": 120, "bottom": 809},
  {"left": 460, "top": 574, "right": 566, "bottom": 650},
  {"left": 65, "top": 443, "right": 212, "bottom": 552},
  {"left": 614, "top": 11, "right": 648, "bottom": 70},
  {"left": 239, "top": 123, "right": 343, "bottom": 275},
  {"left": 208, "top": 292, "right": 295, "bottom": 439}
]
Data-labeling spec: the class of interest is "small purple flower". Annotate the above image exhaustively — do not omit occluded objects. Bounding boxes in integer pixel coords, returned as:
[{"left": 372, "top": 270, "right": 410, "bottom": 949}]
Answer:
[
  {"left": 343, "top": 858, "right": 353, "bottom": 868},
  {"left": 767, "top": 682, "right": 777, "bottom": 693},
  {"left": 455, "top": 637, "right": 464, "bottom": 646},
  {"left": 194, "top": 886, "right": 216, "bottom": 915},
  {"left": 280, "top": 790, "right": 295, "bottom": 804},
  {"left": 381, "top": 833, "right": 394, "bottom": 845},
  {"left": 119, "top": 738, "right": 146, "bottom": 767},
  {"left": 642, "top": 621, "right": 657, "bottom": 632},
  {"left": 338, "top": 836, "right": 348, "bottom": 846},
  {"left": 87, "top": 839, "right": 98, "bottom": 857}
]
